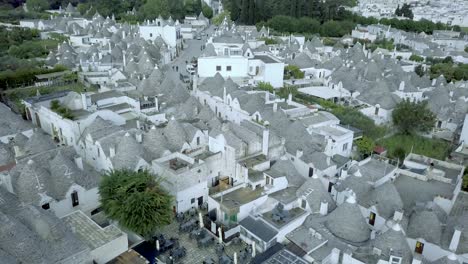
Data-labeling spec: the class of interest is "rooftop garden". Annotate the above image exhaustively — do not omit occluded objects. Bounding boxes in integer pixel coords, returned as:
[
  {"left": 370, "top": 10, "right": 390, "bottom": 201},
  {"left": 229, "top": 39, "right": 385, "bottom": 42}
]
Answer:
[
  {"left": 50, "top": 99, "right": 75, "bottom": 120},
  {"left": 377, "top": 134, "right": 451, "bottom": 161}
]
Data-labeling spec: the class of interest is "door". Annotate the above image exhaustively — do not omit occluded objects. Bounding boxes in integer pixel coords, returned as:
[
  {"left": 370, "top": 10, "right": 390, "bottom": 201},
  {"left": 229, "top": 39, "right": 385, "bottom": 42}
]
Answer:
[
  {"left": 328, "top": 182, "right": 334, "bottom": 193},
  {"left": 415, "top": 241, "right": 424, "bottom": 254},
  {"left": 369, "top": 212, "right": 376, "bottom": 226},
  {"left": 212, "top": 176, "right": 220, "bottom": 187},
  {"left": 198, "top": 196, "right": 203, "bottom": 206},
  {"left": 71, "top": 191, "right": 79, "bottom": 207},
  {"left": 309, "top": 167, "right": 314, "bottom": 177}
]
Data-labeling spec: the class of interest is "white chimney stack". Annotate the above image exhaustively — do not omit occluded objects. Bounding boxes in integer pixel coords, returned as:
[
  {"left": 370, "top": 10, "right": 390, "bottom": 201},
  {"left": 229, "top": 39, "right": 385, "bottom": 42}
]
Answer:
[
  {"left": 74, "top": 156, "right": 84, "bottom": 170},
  {"left": 411, "top": 254, "right": 422, "bottom": 264},
  {"left": 320, "top": 201, "right": 328, "bottom": 215},
  {"left": 262, "top": 126, "right": 269, "bottom": 156},
  {"left": 13, "top": 145, "right": 21, "bottom": 157},
  {"left": 296, "top": 149, "right": 303, "bottom": 158},
  {"left": 135, "top": 133, "right": 142, "bottom": 143},
  {"left": 449, "top": 228, "right": 462, "bottom": 252},
  {"left": 109, "top": 146, "right": 116, "bottom": 158}
]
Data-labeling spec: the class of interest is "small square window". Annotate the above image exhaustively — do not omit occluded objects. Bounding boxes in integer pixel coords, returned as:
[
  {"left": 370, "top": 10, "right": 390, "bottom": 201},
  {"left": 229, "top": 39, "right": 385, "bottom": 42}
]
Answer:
[
  {"left": 191, "top": 198, "right": 195, "bottom": 204},
  {"left": 42, "top": 203, "right": 50, "bottom": 210},
  {"left": 216, "top": 66, "right": 221, "bottom": 71},
  {"left": 226, "top": 66, "right": 232, "bottom": 71}
]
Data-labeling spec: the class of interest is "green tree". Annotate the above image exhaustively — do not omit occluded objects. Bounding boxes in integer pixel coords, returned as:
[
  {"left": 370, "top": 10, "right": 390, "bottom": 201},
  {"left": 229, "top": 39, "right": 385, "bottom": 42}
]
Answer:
[
  {"left": 415, "top": 64, "right": 425, "bottom": 77},
  {"left": 212, "top": 11, "right": 230, "bottom": 25},
  {"left": 194, "top": 0, "right": 203, "bottom": 15},
  {"left": 142, "top": 0, "right": 170, "bottom": 19},
  {"left": 462, "top": 169, "right": 468, "bottom": 191},
  {"left": 409, "top": 54, "right": 424, "bottom": 62},
  {"left": 395, "top": 5, "right": 401, "bottom": 16},
  {"left": 284, "top": 65, "right": 304, "bottom": 79},
  {"left": 257, "top": 81, "right": 274, "bottom": 92},
  {"left": 26, "top": 0, "right": 49, "bottom": 12},
  {"left": 202, "top": 3, "right": 213, "bottom": 18},
  {"left": 99, "top": 169, "right": 173, "bottom": 238},
  {"left": 355, "top": 136, "right": 375, "bottom": 158},
  {"left": 391, "top": 146, "right": 406, "bottom": 165},
  {"left": 392, "top": 99, "right": 436, "bottom": 135}
]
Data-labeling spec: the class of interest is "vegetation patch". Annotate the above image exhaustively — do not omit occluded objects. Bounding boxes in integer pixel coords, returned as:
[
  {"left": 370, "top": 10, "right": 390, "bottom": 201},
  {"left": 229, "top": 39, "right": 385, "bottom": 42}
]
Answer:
[{"left": 378, "top": 134, "right": 451, "bottom": 161}]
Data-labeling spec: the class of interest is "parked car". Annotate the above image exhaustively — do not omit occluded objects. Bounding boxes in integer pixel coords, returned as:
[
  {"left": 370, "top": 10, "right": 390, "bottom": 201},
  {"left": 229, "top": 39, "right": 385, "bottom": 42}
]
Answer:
[
  {"left": 186, "top": 65, "right": 196, "bottom": 75},
  {"left": 180, "top": 73, "right": 190, "bottom": 83}
]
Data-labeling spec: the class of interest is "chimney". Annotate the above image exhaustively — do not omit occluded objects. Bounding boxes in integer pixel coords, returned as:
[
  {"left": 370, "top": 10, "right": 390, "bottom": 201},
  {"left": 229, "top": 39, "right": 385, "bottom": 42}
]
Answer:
[
  {"left": 341, "top": 168, "right": 348, "bottom": 178},
  {"left": 329, "top": 248, "right": 340, "bottom": 264},
  {"left": 320, "top": 200, "right": 328, "bottom": 215},
  {"left": 135, "top": 133, "right": 142, "bottom": 143},
  {"left": 193, "top": 75, "right": 198, "bottom": 91},
  {"left": 449, "top": 228, "right": 462, "bottom": 251},
  {"left": 262, "top": 126, "right": 269, "bottom": 156},
  {"left": 273, "top": 102, "right": 278, "bottom": 112},
  {"left": 136, "top": 120, "right": 141, "bottom": 129},
  {"left": 223, "top": 87, "right": 227, "bottom": 103},
  {"left": 296, "top": 149, "right": 303, "bottom": 158},
  {"left": 393, "top": 210, "right": 403, "bottom": 222},
  {"left": 399, "top": 81, "right": 405, "bottom": 91},
  {"left": 411, "top": 254, "right": 423, "bottom": 264},
  {"left": 342, "top": 249, "right": 354, "bottom": 264},
  {"left": 109, "top": 146, "right": 116, "bottom": 158},
  {"left": 74, "top": 156, "right": 83, "bottom": 170},
  {"left": 13, "top": 145, "right": 21, "bottom": 157}
]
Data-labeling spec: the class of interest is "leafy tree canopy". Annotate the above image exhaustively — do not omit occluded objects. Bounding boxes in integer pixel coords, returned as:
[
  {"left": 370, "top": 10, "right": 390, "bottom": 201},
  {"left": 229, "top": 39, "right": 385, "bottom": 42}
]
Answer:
[
  {"left": 392, "top": 99, "right": 436, "bottom": 135},
  {"left": 355, "top": 136, "right": 375, "bottom": 157},
  {"left": 99, "top": 169, "right": 173, "bottom": 238},
  {"left": 26, "top": 0, "right": 49, "bottom": 12}
]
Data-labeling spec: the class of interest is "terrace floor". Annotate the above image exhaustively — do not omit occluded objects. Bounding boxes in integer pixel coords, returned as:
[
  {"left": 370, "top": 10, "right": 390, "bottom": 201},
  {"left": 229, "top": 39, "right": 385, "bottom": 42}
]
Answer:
[{"left": 155, "top": 220, "right": 253, "bottom": 264}]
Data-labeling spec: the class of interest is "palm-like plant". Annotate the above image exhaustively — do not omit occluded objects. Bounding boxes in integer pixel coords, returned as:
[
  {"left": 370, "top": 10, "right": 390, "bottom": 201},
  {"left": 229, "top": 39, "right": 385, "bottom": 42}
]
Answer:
[{"left": 99, "top": 169, "right": 173, "bottom": 238}]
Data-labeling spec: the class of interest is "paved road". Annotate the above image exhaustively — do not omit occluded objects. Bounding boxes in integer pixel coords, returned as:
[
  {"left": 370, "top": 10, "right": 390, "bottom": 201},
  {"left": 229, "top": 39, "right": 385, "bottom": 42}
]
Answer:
[{"left": 170, "top": 25, "right": 215, "bottom": 76}]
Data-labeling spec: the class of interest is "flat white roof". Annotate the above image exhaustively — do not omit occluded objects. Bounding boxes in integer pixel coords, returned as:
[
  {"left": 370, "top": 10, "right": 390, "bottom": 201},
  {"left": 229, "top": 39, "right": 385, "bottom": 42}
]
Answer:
[{"left": 299, "top": 86, "right": 350, "bottom": 99}]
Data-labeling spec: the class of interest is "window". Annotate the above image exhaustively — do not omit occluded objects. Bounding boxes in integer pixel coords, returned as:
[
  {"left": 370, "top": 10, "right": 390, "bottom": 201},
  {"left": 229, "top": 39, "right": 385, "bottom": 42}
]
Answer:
[
  {"left": 150, "top": 33, "right": 153, "bottom": 38},
  {"left": 191, "top": 198, "right": 196, "bottom": 204},
  {"left": 226, "top": 66, "right": 232, "bottom": 71},
  {"left": 230, "top": 214, "right": 237, "bottom": 222},
  {"left": 415, "top": 241, "right": 424, "bottom": 254},
  {"left": 71, "top": 191, "right": 79, "bottom": 207},
  {"left": 290, "top": 157, "right": 295, "bottom": 161},
  {"left": 196, "top": 137, "right": 200, "bottom": 145},
  {"left": 308, "top": 167, "right": 314, "bottom": 177},
  {"left": 390, "top": 256, "right": 402, "bottom": 264},
  {"left": 97, "top": 148, "right": 100, "bottom": 157},
  {"left": 41, "top": 203, "right": 50, "bottom": 210},
  {"left": 216, "top": 66, "right": 221, "bottom": 71},
  {"left": 266, "top": 177, "right": 270, "bottom": 185},
  {"left": 374, "top": 107, "right": 379, "bottom": 115},
  {"left": 342, "top": 143, "right": 348, "bottom": 151},
  {"left": 91, "top": 207, "right": 103, "bottom": 215},
  {"left": 369, "top": 212, "right": 376, "bottom": 226},
  {"left": 301, "top": 199, "right": 306, "bottom": 209}
]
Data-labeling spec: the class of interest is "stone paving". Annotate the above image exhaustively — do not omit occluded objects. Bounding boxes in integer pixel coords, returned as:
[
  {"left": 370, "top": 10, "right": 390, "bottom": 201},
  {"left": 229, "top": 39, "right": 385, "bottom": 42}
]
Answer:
[{"left": 156, "top": 219, "right": 254, "bottom": 264}]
